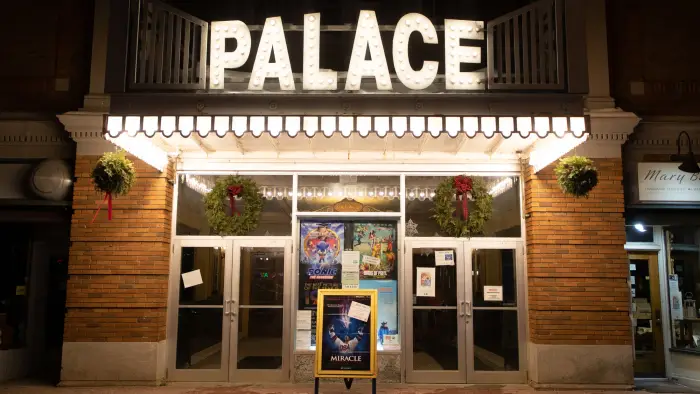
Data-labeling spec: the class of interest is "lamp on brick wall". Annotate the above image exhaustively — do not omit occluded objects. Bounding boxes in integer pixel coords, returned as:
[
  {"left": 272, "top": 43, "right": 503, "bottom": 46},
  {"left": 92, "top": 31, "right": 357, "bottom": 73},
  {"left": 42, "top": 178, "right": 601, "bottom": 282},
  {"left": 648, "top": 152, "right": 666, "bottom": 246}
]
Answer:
[{"left": 672, "top": 131, "right": 700, "bottom": 174}]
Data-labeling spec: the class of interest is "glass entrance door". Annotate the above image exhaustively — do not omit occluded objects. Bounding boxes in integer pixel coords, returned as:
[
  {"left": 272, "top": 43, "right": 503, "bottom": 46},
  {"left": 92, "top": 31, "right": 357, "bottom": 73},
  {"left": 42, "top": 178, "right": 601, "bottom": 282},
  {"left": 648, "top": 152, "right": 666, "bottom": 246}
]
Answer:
[
  {"left": 404, "top": 239, "right": 525, "bottom": 384},
  {"left": 168, "top": 238, "right": 292, "bottom": 382},
  {"left": 228, "top": 239, "right": 292, "bottom": 382},
  {"left": 169, "top": 239, "right": 232, "bottom": 382},
  {"left": 466, "top": 240, "right": 525, "bottom": 383},
  {"left": 405, "top": 240, "right": 467, "bottom": 383}
]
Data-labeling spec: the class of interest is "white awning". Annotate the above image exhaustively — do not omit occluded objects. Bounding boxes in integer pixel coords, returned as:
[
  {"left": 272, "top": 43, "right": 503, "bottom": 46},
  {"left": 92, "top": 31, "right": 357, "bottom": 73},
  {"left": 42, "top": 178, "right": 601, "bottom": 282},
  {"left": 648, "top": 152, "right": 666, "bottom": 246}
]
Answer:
[{"left": 104, "top": 115, "right": 588, "bottom": 173}]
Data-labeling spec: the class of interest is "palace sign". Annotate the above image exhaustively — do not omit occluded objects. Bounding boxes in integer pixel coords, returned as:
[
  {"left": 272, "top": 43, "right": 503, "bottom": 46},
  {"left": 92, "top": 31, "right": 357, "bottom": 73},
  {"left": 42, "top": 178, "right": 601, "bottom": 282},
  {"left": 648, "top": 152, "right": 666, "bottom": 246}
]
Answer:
[{"left": 210, "top": 11, "right": 485, "bottom": 91}]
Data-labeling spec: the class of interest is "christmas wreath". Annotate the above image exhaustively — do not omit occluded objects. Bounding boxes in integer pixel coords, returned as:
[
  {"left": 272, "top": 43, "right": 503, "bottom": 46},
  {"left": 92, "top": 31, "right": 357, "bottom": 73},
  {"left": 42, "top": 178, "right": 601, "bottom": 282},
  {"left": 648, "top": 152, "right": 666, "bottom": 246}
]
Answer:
[
  {"left": 432, "top": 176, "right": 493, "bottom": 238},
  {"left": 90, "top": 149, "right": 136, "bottom": 221},
  {"left": 204, "top": 175, "right": 264, "bottom": 236},
  {"left": 554, "top": 156, "right": 599, "bottom": 198}
]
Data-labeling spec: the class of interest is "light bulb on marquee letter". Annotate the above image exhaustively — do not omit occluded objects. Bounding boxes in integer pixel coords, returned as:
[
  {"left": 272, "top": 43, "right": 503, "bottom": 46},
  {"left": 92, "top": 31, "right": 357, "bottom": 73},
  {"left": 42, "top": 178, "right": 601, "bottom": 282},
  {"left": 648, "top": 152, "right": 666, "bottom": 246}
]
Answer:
[
  {"left": 444, "top": 19, "right": 485, "bottom": 90},
  {"left": 303, "top": 13, "right": 337, "bottom": 90},
  {"left": 249, "top": 17, "right": 295, "bottom": 91},
  {"left": 345, "top": 10, "right": 392, "bottom": 91},
  {"left": 393, "top": 13, "right": 438, "bottom": 90},
  {"left": 210, "top": 21, "right": 251, "bottom": 90}
]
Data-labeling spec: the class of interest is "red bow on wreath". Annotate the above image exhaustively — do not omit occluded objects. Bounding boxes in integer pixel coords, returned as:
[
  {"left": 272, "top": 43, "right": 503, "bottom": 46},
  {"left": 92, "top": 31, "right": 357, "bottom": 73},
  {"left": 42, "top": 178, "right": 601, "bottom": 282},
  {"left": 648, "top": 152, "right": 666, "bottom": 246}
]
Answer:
[
  {"left": 453, "top": 176, "right": 473, "bottom": 220},
  {"left": 227, "top": 185, "right": 243, "bottom": 216}
]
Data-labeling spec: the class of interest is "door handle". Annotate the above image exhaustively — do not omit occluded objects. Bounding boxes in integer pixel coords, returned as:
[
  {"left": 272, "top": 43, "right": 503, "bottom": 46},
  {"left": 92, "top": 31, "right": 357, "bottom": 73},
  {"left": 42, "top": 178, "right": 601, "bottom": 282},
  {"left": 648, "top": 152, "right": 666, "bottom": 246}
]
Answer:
[
  {"left": 465, "top": 301, "right": 472, "bottom": 318},
  {"left": 459, "top": 301, "right": 466, "bottom": 317},
  {"left": 230, "top": 300, "right": 237, "bottom": 321},
  {"left": 224, "top": 299, "right": 231, "bottom": 315}
]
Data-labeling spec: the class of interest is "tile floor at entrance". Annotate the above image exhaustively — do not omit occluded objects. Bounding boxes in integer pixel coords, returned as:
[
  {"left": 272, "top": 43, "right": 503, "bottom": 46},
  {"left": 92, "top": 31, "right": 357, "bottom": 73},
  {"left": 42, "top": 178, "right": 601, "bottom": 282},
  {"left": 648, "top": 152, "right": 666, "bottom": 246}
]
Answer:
[{"left": 0, "top": 382, "right": 696, "bottom": 394}]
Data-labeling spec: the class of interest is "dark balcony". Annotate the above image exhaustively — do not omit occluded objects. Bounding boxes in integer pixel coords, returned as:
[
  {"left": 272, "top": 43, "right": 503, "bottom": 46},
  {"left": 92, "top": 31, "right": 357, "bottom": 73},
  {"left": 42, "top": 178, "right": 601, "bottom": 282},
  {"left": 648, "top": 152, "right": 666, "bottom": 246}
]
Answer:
[{"left": 98, "top": 0, "right": 589, "bottom": 114}]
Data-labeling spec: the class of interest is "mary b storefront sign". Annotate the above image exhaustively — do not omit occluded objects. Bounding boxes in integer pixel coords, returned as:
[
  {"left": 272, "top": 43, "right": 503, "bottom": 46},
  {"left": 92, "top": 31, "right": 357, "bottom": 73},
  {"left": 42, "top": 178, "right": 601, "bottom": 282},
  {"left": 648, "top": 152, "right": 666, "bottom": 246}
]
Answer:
[{"left": 638, "top": 162, "right": 700, "bottom": 202}]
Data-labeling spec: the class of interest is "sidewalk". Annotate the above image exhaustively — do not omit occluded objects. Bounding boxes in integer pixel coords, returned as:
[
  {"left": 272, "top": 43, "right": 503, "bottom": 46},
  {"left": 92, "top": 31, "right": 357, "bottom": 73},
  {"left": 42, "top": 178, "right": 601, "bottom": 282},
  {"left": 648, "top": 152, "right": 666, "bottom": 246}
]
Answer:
[
  {"left": 0, "top": 381, "right": 695, "bottom": 394},
  {"left": 0, "top": 382, "right": 659, "bottom": 394}
]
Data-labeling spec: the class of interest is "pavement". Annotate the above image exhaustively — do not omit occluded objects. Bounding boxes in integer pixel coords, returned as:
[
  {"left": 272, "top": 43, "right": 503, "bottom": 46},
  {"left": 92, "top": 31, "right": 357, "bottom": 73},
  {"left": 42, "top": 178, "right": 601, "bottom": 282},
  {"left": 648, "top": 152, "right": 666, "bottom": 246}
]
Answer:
[{"left": 0, "top": 381, "right": 696, "bottom": 394}]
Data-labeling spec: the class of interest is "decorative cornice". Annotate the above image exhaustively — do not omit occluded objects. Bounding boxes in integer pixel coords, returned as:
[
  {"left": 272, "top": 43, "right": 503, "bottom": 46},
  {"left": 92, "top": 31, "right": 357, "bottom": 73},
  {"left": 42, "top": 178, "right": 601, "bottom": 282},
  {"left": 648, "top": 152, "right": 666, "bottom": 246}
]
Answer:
[
  {"left": 57, "top": 111, "right": 114, "bottom": 155},
  {"left": 576, "top": 108, "right": 640, "bottom": 158},
  {"left": 0, "top": 118, "right": 75, "bottom": 159}
]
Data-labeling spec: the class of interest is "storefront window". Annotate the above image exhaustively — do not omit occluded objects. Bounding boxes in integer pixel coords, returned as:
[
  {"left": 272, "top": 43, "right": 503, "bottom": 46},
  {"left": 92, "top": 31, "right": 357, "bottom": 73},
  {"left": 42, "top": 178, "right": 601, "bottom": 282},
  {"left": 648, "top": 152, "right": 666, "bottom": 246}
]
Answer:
[
  {"left": 296, "top": 220, "right": 399, "bottom": 352},
  {"left": 297, "top": 176, "right": 401, "bottom": 213},
  {"left": 667, "top": 226, "right": 700, "bottom": 351},
  {"left": 625, "top": 225, "right": 654, "bottom": 243},
  {"left": 176, "top": 174, "right": 293, "bottom": 236},
  {"left": 405, "top": 176, "right": 521, "bottom": 237}
]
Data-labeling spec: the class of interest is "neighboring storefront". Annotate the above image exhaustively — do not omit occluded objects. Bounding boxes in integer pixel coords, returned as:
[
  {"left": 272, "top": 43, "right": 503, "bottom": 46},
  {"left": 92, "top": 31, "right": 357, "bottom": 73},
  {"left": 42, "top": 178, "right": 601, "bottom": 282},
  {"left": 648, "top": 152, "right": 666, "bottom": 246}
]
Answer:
[
  {"left": 0, "top": 115, "right": 74, "bottom": 382},
  {"left": 624, "top": 122, "right": 700, "bottom": 387},
  {"left": 56, "top": 0, "right": 640, "bottom": 389}
]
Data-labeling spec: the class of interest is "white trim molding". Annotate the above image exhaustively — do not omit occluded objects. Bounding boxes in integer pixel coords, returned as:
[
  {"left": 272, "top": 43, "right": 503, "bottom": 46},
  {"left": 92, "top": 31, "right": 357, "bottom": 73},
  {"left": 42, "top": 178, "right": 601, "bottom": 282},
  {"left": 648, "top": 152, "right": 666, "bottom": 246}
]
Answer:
[{"left": 575, "top": 108, "right": 640, "bottom": 159}]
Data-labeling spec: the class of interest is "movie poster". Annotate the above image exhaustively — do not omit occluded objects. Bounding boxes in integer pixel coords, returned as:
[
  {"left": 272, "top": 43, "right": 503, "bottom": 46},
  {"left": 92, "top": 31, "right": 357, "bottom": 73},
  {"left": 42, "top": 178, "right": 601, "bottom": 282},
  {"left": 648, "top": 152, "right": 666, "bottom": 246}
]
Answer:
[
  {"left": 299, "top": 222, "right": 344, "bottom": 346},
  {"left": 352, "top": 222, "right": 397, "bottom": 280},
  {"left": 315, "top": 290, "right": 377, "bottom": 377},
  {"left": 359, "top": 280, "right": 398, "bottom": 348}
]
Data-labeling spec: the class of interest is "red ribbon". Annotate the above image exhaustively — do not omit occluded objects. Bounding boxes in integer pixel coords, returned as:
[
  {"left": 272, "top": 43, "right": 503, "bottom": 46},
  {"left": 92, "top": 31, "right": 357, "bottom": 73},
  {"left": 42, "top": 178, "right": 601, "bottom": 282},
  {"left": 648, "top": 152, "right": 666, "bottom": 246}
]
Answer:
[
  {"left": 453, "top": 176, "right": 473, "bottom": 220},
  {"left": 227, "top": 185, "right": 243, "bottom": 216},
  {"left": 90, "top": 192, "right": 113, "bottom": 223}
]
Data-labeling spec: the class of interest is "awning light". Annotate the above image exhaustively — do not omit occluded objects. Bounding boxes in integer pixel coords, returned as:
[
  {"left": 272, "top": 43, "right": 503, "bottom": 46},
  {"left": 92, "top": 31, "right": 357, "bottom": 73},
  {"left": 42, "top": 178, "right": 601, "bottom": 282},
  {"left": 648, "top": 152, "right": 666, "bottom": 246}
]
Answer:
[{"left": 104, "top": 115, "right": 588, "bottom": 139}]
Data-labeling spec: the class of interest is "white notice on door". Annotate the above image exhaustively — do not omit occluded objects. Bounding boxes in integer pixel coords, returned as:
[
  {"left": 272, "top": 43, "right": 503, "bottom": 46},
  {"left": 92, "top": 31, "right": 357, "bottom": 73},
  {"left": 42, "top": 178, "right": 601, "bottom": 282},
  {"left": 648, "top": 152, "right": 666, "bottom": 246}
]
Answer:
[
  {"left": 181, "top": 269, "right": 203, "bottom": 289},
  {"left": 435, "top": 250, "right": 455, "bottom": 266},
  {"left": 484, "top": 286, "right": 503, "bottom": 302},
  {"left": 348, "top": 301, "right": 371, "bottom": 322},
  {"left": 416, "top": 267, "right": 436, "bottom": 297}
]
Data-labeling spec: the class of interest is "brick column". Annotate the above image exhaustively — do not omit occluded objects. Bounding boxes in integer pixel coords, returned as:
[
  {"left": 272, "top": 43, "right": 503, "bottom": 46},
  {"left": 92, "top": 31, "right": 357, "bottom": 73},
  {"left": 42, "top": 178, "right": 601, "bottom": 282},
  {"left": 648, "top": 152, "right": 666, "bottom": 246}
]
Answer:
[
  {"left": 524, "top": 158, "right": 632, "bottom": 388},
  {"left": 60, "top": 153, "right": 173, "bottom": 385}
]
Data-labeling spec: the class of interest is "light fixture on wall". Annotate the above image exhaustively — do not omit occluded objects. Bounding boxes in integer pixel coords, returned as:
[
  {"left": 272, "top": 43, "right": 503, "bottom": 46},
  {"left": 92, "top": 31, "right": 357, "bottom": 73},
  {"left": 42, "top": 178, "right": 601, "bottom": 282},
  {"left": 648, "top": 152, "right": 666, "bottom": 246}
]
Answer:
[
  {"left": 672, "top": 131, "right": 700, "bottom": 174},
  {"left": 634, "top": 223, "right": 646, "bottom": 233}
]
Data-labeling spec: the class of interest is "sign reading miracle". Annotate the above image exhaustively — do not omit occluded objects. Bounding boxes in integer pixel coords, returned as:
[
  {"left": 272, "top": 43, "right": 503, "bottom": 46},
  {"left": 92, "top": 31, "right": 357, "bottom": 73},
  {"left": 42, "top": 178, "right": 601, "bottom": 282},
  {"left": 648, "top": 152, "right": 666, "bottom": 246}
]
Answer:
[{"left": 315, "top": 289, "right": 377, "bottom": 378}]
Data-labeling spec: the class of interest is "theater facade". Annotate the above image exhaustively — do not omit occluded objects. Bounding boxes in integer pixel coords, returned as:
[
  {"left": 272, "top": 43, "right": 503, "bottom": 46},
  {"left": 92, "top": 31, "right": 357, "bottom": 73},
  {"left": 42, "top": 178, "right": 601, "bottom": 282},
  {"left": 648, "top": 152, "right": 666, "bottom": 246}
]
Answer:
[{"left": 57, "top": 0, "right": 640, "bottom": 389}]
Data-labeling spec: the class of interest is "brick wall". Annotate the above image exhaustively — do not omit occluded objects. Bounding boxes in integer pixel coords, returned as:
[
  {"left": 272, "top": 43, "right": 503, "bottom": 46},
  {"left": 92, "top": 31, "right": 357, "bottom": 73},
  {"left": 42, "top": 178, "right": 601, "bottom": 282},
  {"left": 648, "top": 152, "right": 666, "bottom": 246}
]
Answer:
[
  {"left": 64, "top": 155, "right": 173, "bottom": 342},
  {"left": 525, "top": 158, "right": 631, "bottom": 345}
]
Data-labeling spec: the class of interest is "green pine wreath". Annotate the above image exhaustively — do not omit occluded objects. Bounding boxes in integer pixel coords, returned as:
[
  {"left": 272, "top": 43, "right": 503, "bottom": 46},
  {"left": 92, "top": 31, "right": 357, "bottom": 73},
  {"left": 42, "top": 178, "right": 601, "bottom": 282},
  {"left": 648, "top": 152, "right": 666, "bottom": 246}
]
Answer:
[
  {"left": 204, "top": 175, "right": 264, "bottom": 236},
  {"left": 431, "top": 176, "right": 493, "bottom": 238},
  {"left": 90, "top": 150, "right": 136, "bottom": 196}
]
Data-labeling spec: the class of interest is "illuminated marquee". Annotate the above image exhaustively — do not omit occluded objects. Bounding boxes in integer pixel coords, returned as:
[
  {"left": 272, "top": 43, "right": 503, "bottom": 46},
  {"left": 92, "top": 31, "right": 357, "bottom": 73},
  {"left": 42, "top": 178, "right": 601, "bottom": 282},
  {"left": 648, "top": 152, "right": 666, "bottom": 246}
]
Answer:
[{"left": 210, "top": 11, "right": 484, "bottom": 91}]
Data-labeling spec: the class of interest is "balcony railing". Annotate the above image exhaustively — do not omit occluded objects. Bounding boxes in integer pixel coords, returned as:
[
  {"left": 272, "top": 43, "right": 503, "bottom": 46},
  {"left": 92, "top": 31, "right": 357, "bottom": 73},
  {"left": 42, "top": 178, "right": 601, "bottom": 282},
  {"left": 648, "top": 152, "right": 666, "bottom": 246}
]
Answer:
[
  {"left": 106, "top": 0, "right": 585, "bottom": 94},
  {"left": 487, "top": 0, "right": 565, "bottom": 90},
  {"left": 128, "top": 0, "right": 208, "bottom": 90}
]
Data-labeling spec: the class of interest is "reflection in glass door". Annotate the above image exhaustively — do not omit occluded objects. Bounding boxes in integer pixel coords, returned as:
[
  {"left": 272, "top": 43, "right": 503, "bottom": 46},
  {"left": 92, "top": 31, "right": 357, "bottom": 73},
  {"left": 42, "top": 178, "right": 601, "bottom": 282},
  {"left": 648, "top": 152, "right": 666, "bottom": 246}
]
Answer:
[
  {"left": 229, "top": 239, "right": 291, "bottom": 382},
  {"left": 467, "top": 242, "right": 525, "bottom": 383},
  {"left": 169, "top": 240, "right": 231, "bottom": 382},
  {"left": 405, "top": 240, "right": 467, "bottom": 383}
]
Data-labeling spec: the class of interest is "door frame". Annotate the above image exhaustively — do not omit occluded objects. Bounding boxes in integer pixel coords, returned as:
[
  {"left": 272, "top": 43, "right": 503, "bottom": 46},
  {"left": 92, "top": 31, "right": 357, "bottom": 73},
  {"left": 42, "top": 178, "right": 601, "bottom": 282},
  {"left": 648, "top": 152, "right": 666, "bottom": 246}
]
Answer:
[
  {"left": 625, "top": 225, "right": 671, "bottom": 379},
  {"left": 167, "top": 236, "right": 293, "bottom": 382},
  {"left": 167, "top": 238, "right": 233, "bottom": 382},
  {"left": 403, "top": 237, "right": 526, "bottom": 384},
  {"left": 228, "top": 238, "right": 293, "bottom": 383},
  {"left": 465, "top": 238, "right": 526, "bottom": 384},
  {"left": 404, "top": 238, "right": 468, "bottom": 384}
]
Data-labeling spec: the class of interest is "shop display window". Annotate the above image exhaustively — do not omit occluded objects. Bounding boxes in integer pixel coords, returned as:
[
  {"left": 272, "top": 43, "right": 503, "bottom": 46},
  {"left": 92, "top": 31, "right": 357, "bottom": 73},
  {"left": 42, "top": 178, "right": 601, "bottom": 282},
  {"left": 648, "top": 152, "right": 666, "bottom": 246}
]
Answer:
[
  {"left": 176, "top": 174, "right": 293, "bottom": 236},
  {"left": 405, "top": 176, "right": 521, "bottom": 237},
  {"left": 667, "top": 226, "right": 700, "bottom": 351},
  {"left": 295, "top": 220, "right": 399, "bottom": 351},
  {"left": 297, "top": 175, "right": 401, "bottom": 213}
]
